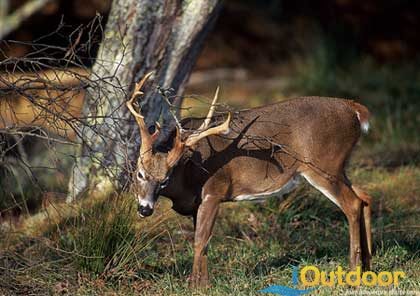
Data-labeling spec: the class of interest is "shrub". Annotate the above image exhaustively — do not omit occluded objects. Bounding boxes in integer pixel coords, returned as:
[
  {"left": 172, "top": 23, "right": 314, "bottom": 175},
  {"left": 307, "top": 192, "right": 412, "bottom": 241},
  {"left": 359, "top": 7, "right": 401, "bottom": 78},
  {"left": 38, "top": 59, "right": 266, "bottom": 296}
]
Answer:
[{"left": 59, "top": 195, "right": 162, "bottom": 281}]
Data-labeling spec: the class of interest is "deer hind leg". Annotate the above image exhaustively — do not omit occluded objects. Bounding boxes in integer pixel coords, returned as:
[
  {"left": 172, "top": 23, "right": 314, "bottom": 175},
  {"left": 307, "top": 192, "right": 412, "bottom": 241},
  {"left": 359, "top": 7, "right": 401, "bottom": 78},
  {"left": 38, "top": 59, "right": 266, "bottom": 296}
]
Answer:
[
  {"left": 352, "top": 185, "right": 373, "bottom": 270},
  {"left": 301, "top": 171, "right": 363, "bottom": 270}
]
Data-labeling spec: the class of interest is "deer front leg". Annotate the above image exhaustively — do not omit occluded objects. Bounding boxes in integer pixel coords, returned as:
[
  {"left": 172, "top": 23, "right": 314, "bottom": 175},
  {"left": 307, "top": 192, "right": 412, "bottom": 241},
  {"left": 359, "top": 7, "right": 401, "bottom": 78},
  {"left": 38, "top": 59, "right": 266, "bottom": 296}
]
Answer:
[{"left": 190, "top": 194, "right": 220, "bottom": 288}]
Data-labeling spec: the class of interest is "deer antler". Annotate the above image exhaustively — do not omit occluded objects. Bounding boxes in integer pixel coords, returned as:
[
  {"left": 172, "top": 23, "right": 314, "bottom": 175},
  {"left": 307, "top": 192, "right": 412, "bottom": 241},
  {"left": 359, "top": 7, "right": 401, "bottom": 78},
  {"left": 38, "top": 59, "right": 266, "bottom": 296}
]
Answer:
[
  {"left": 167, "top": 127, "right": 184, "bottom": 167},
  {"left": 167, "top": 87, "right": 231, "bottom": 165},
  {"left": 185, "top": 112, "right": 231, "bottom": 147},
  {"left": 198, "top": 86, "right": 220, "bottom": 131},
  {"left": 126, "top": 72, "right": 153, "bottom": 121},
  {"left": 185, "top": 87, "right": 230, "bottom": 146},
  {"left": 126, "top": 72, "right": 159, "bottom": 156}
]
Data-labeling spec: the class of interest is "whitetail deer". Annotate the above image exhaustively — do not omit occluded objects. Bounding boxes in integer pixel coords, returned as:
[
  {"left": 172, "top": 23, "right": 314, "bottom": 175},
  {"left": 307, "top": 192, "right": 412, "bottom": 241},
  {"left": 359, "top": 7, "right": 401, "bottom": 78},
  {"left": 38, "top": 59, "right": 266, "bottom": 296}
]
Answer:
[{"left": 127, "top": 73, "right": 373, "bottom": 287}]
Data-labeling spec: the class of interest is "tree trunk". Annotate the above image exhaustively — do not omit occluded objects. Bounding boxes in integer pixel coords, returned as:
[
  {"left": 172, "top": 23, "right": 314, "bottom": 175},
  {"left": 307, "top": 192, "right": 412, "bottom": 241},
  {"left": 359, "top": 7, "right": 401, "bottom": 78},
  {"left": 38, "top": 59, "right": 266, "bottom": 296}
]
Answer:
[{"left": 67, "top": 0, "right": 221, "bottom": 201}]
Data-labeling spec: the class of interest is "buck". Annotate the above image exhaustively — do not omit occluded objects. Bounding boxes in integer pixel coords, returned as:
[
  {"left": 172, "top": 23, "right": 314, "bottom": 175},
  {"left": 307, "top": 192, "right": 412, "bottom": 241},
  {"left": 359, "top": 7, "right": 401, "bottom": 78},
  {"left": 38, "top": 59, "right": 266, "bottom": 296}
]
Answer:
[{"left": 127, "top": 73, "right": 373, "bottom": 287}]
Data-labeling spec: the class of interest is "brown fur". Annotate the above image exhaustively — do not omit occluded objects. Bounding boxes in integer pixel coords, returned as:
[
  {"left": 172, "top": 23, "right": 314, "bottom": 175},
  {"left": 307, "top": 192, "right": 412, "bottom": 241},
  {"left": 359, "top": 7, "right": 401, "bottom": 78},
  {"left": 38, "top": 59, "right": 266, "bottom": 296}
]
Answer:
[{"left": 345, "top": 100, "right": 371, "bottom": 128}]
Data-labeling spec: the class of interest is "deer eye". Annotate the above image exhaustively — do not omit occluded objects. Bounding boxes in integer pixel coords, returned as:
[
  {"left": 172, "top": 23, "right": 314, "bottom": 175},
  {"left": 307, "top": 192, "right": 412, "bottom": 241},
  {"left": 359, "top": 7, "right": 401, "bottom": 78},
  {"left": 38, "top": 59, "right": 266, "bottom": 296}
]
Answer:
[{"left": 137, "top": 171, "right": 144, "bottom": 180}]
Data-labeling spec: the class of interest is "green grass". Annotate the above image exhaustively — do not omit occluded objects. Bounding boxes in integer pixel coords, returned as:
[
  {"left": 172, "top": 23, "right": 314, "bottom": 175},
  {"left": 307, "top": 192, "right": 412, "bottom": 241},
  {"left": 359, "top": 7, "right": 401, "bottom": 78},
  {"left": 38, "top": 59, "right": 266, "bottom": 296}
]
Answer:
[{"left": 0, "top": 164, "right": 418, "bottom": 295}]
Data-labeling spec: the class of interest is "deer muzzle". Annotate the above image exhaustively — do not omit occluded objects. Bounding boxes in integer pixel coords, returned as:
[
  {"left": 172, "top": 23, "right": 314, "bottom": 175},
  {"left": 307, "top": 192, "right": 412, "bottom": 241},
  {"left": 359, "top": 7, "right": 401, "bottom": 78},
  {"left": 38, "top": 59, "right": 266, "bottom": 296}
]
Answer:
[
  {"left": 137, "top": 193, "right": 156, "bottom": 218},
  {"left": 138, "top": 203, "right": 154, "bottom": 217}
]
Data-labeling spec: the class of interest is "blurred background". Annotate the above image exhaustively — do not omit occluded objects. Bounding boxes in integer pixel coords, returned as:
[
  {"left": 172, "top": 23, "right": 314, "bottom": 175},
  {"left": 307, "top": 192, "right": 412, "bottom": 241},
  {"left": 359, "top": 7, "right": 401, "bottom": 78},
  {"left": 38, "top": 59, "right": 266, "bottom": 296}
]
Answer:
[{"left": 0, "top": 1, "right": 419, "bottom": 295}]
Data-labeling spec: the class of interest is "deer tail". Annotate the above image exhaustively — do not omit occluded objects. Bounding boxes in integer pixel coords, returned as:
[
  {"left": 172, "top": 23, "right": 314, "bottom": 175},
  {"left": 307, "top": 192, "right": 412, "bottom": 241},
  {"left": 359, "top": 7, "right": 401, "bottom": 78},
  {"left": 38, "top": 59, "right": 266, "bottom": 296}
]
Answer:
[{"left": 347, "top": 100, "right": 371, "bottom": 134}]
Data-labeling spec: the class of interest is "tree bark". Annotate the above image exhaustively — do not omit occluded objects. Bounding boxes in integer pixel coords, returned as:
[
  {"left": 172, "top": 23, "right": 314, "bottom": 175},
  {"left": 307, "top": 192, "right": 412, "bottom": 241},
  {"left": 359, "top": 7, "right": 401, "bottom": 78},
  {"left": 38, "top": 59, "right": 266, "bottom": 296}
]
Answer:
[{"left": 67, "top": 0, "right": 222, "bottom": 201}]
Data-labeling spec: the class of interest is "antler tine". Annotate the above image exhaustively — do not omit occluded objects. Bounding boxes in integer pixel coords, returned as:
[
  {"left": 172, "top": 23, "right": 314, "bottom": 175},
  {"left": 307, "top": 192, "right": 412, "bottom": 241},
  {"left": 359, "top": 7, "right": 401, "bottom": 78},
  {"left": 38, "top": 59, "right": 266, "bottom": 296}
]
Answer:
[
  {"left": 133, "top": 71, "right": 154, "bottom": 98},
  {"left": 126, "top": 98, "right": 144, "bottom": 120},
  {"left": 185, "top": 112, "right": 231, "bottom": 147},
  {"left": 198, "top": 86, "right": 220, "bottom": 131},
  {"left": 126, "top": 72, "right": 154, "bottom": 121}
]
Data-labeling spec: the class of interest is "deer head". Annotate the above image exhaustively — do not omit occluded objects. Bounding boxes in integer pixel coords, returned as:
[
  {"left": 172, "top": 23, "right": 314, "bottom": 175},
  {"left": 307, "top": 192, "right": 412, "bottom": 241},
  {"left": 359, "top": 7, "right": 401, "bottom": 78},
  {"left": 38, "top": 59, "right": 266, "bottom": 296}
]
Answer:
[{"left": 127, "top": 73, "right": 230, "bottom": 217}]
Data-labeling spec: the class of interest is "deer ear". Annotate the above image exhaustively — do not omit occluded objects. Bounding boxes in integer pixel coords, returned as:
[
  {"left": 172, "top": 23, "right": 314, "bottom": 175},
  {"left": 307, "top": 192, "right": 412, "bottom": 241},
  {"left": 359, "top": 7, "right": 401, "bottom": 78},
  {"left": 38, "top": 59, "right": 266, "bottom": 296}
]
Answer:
[{"left": 167, "top": 127, "right": 185, "bottom": 167}]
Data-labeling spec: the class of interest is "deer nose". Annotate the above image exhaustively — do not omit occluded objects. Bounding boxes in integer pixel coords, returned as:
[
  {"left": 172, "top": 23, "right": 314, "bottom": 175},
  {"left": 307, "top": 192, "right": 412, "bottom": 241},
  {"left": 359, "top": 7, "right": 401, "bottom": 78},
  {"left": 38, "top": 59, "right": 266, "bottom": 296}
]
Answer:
[{"left": 138, "top": 204, "right": 153, "bottom": 217}]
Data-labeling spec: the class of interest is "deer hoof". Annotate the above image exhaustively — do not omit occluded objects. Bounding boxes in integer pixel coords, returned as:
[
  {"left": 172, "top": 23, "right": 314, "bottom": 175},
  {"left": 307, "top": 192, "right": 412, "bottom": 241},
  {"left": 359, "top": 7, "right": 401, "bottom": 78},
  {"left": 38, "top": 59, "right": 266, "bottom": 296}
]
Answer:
[{"left": 187, "top": 274, "right": 210, "bottom": 289}]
